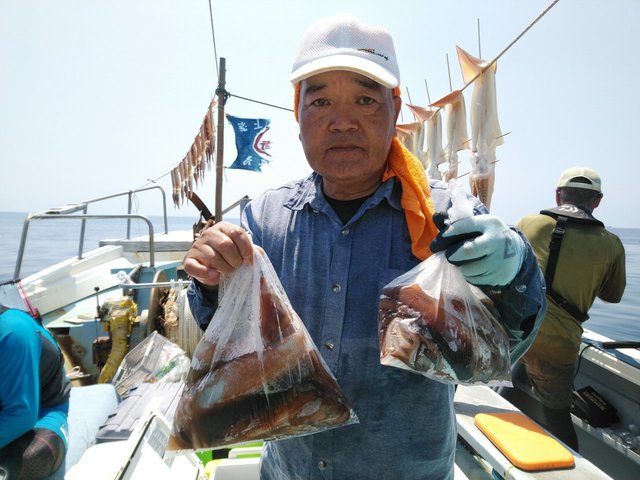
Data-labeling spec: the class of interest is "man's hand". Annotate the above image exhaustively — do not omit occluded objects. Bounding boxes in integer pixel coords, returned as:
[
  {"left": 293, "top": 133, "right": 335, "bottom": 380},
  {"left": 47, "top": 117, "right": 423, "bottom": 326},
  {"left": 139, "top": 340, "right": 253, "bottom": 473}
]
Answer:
[
  {"left": 430, "top": 214, "right": 525, "bottom": 287},
  {"left": 183, "top": 222, "right": 254, "bottom": 287}
]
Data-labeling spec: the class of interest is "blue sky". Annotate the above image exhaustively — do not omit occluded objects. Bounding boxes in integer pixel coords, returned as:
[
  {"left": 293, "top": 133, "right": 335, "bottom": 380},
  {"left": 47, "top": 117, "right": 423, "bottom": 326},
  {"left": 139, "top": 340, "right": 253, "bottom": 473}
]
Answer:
[{"left": 1, "top": 0, "right": 639, "bottom": 228}]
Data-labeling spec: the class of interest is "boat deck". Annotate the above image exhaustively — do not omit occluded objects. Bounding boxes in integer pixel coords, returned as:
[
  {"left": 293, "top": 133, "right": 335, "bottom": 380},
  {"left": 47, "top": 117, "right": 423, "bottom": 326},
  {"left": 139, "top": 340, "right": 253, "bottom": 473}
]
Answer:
[
  {"left": 454, "top": 385, "right": 613, "bottom": 479},
  {"left": 99, "top": 229, "right": 193, "bottom": 265}
]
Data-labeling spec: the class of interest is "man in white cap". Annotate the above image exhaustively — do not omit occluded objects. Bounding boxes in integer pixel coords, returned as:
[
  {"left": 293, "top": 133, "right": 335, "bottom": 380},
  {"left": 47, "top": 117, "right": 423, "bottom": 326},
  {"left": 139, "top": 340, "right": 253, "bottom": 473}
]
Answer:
[
  {"left": 502, "top": 166, "right": 626, "bottom": 451},
  {"left": 184, "top": 13, "right": 546, "bottom": 479}
]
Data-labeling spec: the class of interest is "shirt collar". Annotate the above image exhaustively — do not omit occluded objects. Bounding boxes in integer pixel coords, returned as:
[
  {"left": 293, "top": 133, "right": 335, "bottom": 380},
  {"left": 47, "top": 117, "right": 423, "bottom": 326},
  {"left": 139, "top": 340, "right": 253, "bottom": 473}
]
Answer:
[{"left": 283, "top": 173, "right": 404, "bottom": 214}]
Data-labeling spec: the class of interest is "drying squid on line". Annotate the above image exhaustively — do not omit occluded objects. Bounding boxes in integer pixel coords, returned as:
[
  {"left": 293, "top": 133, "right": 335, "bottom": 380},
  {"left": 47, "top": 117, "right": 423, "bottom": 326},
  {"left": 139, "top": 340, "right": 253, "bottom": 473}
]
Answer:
[
  {"left": 200, "top": 135, "right": 210, "bottom": 180},
  {"left": 395, "top": 121, "right": 426, "bottom": 167},
  {"left": 430, "top": 90, "right": 469, "bottom": 182},
  {"left": 181, "top": 156, "right": 193, "bottom": 200},
  {"left": 189, "top": 148, "right": 199, "bottom": 187},
  {"left": 456, "top": 46, "right": 503, "bottom": 210},
  {"left": 406, "top": 104, "right": 446, "bottom": 181},
  {"left": 192, "top": 135, "right": 204, "bottom": 188},
  {"left": 191, "top": 139, "right": 200, "bottom": 186},
  {"left": 170, "top": 99, "right": 217, "bottom": 211},
  {"left": 186, "top": 154, "right": 194, "bottom": 196},
  {"left": 192, "top": 139, "right": 203, "bottom": 185},
  {"left": 178, "top": 157, "right": 188, "bottom": 205},
  {"left": 205, "top": 100, "right": 216, "bottom": 170},
  {"left": 171, "top": 167, "right": 181, "bottom": 207},
  {"left": 197, "top": 125, "right": 206, "bottom": 184}
]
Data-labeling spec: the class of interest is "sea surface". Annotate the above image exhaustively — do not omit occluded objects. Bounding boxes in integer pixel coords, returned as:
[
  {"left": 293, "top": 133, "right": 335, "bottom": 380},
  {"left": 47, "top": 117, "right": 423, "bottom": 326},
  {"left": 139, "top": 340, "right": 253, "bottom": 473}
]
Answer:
[{"left": 1, "top": 211, "right": 638, "bottom": 342}]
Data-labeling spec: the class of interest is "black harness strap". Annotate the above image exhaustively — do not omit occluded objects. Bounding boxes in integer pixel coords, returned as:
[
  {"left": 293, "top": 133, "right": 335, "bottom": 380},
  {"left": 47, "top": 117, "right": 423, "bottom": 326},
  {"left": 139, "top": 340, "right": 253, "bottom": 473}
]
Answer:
[{"left": 544, "top": 215, "right": 590, "bottom": 323}]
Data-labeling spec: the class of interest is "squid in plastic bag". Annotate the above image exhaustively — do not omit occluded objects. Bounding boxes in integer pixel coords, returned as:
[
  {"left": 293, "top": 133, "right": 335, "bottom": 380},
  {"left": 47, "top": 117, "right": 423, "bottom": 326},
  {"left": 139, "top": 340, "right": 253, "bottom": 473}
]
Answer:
[
  {"left": 168, "top": 247, "right": 357, "bottom": 450},
  {"left": 378, "top": 182, "right": 511, "bottom": 386}
]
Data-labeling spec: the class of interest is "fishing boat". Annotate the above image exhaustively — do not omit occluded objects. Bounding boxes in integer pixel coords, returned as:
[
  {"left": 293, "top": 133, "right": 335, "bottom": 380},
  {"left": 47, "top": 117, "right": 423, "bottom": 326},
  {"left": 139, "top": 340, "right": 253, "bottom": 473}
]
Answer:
[
  {"left": 3, "top": 186, "right": 243, "bottom": 479},
  {"left": 3, "top": 2, "right": 638, "bottom": 478},
  {"left": 456, "top": 327, "right": 640, "bottom": 480},
  {"left": 4, "top": 181, "right": 639, "bottom": 480}
]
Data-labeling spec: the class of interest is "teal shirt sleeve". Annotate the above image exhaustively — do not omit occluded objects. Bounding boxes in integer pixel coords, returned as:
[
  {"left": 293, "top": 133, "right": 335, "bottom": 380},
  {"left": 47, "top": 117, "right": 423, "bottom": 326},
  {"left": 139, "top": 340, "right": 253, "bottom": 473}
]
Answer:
[{"left": 0, "top": 310, "right": 41, "bottom": 448}]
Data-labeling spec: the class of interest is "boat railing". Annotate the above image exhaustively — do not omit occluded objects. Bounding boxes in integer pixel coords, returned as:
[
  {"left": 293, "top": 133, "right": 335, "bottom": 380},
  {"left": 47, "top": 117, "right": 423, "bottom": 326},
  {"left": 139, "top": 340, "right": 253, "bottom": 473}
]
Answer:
[
  {"left": 13, "top": 187, "right": 252, "bottom": 281},
  {"left": 221, "top": 195, "right": 251, "bottom": 217},
  {"left": 13, "top": 186, "right": 169, "bottom": 280}
]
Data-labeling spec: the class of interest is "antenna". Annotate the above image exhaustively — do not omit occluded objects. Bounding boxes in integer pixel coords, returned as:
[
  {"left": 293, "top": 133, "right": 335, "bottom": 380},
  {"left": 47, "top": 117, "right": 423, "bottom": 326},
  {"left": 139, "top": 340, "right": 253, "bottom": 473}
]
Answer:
[
  {"left": 446, "top": 53, "right": 453, "bottom": 92},
  {"left": 405, "top": 87, "right": 413, "bottom": 106},
  {"left": 405, "top": 87, "right": 416, "bottom": 120},
  {"left": 477, "top": 18, "right": 482, "bottom": 58}
]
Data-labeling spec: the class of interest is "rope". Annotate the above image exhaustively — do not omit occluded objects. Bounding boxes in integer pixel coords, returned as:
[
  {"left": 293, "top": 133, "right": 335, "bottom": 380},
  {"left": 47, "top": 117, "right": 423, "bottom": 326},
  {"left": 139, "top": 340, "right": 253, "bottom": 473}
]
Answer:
[
  {"left": 459, "top": 0, "right": 561, "bottom": 94},
  {"left": 228, "top": 93, "right": 293, "bottom": 112},
  {"left": 208, "top": 0, "right": 219, "bottom": 81}
]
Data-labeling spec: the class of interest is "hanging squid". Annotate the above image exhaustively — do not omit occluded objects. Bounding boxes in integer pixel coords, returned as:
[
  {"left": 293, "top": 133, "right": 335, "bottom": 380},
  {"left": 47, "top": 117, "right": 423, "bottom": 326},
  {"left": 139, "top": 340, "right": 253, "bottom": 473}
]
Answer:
[
  {"left": 395, "top": 121, "right": 426, "bottom": 167},
  {"left": 171, "top": 167, "right": 181, "bottom": 207},
  {"left": 205, "top": 100, "right": 216, "bottom": 172},
  {"left": 430, "top": 90, "right": 469, "bottom": 182},
  {"left": 456, "top": 46, "right": 503, "bottom": 210},
  {"left": 169, "top": 99, "right": 217, "bottom": 210},
  {"left": 406, "top": 104, "right": 446, "bottom": 181},
  {"left": 179, "top": 156, "right": 189, "bottom": 205}
]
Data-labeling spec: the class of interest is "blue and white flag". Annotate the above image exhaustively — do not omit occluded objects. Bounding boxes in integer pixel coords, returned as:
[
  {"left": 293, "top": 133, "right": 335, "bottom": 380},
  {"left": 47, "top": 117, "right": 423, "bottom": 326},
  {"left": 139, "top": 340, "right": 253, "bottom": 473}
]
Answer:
[{"left": 226, "top": 115, "right": 272, "bottom": 172}]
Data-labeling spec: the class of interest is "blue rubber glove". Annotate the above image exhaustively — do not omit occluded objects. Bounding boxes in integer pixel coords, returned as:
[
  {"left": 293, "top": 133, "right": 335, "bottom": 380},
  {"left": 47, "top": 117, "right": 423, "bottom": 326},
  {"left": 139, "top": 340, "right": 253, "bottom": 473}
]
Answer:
[{"left": 429, "top": 214, "right": 525, "bottom": 287}]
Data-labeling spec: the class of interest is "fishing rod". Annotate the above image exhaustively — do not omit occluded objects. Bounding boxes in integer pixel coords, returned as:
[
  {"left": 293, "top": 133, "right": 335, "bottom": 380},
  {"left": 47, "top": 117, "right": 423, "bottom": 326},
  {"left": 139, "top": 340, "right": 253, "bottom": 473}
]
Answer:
[{"left": 601, "top": 341, "right": 640, "bottom": 349}]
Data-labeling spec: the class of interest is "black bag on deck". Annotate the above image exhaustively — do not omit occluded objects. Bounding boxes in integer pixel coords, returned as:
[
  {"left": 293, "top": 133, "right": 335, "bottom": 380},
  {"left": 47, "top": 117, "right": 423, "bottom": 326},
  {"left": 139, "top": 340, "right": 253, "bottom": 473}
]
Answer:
[{"left": 571, "top": 385, "right": 620, "bottom": 428}]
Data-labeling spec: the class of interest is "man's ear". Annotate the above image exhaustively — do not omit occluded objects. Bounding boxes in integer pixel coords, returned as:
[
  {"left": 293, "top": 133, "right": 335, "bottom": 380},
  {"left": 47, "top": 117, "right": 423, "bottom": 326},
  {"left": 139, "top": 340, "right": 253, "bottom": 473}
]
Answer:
[
  {"left": 393, "top": 95, "right": 402, "bottom": 122},
  {"left": 593, "top": 193, "right": 603, "bottom": 209}
]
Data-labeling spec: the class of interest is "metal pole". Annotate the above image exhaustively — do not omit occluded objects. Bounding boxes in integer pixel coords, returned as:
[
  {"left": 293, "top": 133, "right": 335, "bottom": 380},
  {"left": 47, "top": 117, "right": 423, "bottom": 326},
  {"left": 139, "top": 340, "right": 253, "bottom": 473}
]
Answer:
[
  {"left": 77, "top": 205, "right": 88, "bottom": 260},
  {"left": 215, "top": 57, "right": 226, "bottom": 222},
  {"left": 127, "top": 191, "right": 133, "bottom": 239}
]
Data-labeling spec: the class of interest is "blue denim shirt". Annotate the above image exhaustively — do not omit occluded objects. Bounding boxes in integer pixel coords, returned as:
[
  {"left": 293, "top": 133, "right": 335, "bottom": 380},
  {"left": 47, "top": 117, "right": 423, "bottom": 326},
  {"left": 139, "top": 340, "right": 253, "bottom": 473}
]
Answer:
[{"left": 188, "top": 173, "right": 546, "bottom": 480}]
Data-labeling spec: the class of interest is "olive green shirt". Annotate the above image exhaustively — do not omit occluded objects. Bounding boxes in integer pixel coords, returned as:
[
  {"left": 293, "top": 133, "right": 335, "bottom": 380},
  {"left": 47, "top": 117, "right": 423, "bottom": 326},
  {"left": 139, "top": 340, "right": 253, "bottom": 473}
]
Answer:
[{"left": 516, "top": 212, "right": 626, "bottom": 364}]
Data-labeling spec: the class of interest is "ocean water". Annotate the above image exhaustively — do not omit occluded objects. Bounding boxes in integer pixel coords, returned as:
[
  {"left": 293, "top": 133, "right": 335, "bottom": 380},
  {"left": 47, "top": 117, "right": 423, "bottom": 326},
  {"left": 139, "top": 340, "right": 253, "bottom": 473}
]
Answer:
[{"left": 1, "top": 212, "right": 638, "bottom": 342}]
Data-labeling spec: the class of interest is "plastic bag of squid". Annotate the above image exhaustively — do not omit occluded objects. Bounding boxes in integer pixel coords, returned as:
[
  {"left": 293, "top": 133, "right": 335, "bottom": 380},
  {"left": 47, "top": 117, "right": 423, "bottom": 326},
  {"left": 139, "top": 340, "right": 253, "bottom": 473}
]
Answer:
[
  {"left": 378, "top": 181, "right": 511, "bottom": 386},
  {"left": 168, "top": 246, "right": 357, "bottom": 451}
]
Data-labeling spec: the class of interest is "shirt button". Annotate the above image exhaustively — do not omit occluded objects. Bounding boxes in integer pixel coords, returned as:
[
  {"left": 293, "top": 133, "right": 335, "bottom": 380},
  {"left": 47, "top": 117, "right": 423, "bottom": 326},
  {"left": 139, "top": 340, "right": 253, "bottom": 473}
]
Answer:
[
  {"left": 332, "top": 284, "right": 341, "bottom": 293},
  {"left": 341, "top": 227, "right": 350, "bottom": 235},
  {"left": 515, "top": 284, "right": 527, "bottom": 293},
  {"left": 324, "top": 340, "right": 334, "bottom": 350},
  {"left": 318, "top": 460, "right": 327, "bottom": 470}
]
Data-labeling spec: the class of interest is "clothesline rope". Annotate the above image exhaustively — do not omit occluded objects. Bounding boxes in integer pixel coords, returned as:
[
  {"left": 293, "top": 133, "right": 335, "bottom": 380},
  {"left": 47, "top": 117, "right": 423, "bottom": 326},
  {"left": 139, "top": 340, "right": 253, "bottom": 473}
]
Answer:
[{"left": 459, "top": 0, "right": 560, "bottom": 95}]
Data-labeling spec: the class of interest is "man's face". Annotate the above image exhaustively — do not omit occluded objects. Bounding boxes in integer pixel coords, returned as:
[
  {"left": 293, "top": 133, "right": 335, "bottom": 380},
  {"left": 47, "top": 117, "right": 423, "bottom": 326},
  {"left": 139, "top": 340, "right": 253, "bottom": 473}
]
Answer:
[{"left": 297, "top": 70, "right": 401, "bottom": 200}]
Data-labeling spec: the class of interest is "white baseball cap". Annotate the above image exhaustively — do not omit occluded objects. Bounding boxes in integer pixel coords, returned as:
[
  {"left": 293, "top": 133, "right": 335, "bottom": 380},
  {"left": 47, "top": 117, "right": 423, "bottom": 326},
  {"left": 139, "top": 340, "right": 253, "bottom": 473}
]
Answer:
[
  {"left": 557, "top": 166, "right": 602, "bottom": 193},
  {"left": 290, "top": 13, "right": 400, "bottom": 88}
]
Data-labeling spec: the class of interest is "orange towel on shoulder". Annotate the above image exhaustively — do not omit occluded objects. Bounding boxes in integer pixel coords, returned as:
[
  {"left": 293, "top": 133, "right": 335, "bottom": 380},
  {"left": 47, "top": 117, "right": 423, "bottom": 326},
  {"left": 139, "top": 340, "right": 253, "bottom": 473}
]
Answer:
[{"left": 383, "top": 137, "right": 438, "bottom": 260}]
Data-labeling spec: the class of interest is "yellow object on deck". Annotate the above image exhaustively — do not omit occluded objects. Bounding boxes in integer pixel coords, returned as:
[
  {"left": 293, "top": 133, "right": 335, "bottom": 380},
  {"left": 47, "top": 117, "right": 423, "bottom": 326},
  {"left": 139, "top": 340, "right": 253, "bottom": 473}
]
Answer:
[
  {"left": 474, "top": 412, "right": 575, "bottom": 471},
  {"left": 97, "top": 296, "right": 137, "bottom": 384}
]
